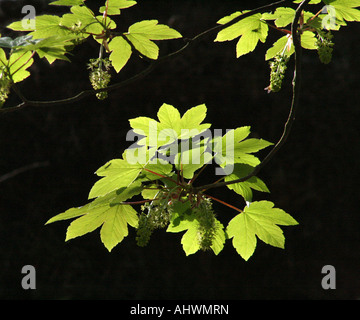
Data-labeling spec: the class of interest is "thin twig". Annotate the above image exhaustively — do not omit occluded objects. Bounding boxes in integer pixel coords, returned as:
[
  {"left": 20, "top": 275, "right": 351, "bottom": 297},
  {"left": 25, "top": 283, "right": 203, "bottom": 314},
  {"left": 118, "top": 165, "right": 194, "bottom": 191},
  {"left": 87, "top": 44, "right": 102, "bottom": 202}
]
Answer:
[
  {"left": 0, "top": 161, "right": 49, "bottom": 184},
  {"left": 193, "top": 0, "right": 310, "bottom": 193}
]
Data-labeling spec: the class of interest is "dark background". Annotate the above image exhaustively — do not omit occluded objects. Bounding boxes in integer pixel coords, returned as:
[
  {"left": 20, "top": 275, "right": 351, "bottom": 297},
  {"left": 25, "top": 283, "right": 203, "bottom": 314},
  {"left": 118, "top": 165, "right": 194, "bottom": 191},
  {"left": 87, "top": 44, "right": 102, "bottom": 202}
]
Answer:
[{"left": 0, "top": 0, "right": 359, "bottom": 300}]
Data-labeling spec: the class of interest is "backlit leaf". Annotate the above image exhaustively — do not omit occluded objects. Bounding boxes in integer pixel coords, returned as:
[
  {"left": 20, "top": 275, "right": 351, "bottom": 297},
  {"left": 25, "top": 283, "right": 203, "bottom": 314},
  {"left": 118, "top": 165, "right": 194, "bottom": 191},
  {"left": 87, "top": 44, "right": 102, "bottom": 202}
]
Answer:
[{"left": 226, "top": 201, "right": 298, "bottom": 260}]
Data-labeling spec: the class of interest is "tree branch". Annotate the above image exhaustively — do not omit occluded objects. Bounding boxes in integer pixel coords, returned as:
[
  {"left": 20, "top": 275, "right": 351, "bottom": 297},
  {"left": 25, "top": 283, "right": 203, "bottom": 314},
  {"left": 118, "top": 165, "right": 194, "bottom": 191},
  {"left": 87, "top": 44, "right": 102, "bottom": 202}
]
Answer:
[
  {"left": 193, "top": 0, "right": 310, "bottom": 194},
  {"left": 0, "top": 0, "right": 291, "bottom": 114},
  {"left": 0, "top": 161, "right": 49, "bottom": 184}
]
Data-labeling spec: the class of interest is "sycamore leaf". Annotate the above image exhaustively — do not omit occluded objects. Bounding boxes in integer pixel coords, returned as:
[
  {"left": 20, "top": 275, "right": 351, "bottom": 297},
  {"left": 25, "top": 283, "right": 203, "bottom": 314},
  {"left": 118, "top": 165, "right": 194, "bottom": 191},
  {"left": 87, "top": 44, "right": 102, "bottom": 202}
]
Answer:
[
  {"left": 125, "top": 34, "right": 159, "bottom": 60},
  {"left": 265, "top": 30, "right": 317, "bottom": 61},
  {"left": 226, "top": 201, "right": 298, "bottom": 260},
  {"left": 125, "top": 20, "right": 182, "bottom": 59},
  {"left": 46, "top": 181, "right": 142, "bottom": 224},
  {"left": 64, "top": 199, "right": 138, "bottom": 252},
  {"left": 61, "top": 5, "right": 111, "bottom": 35},
  {"left": 214, "top": 126, "right": 273, "bottom": 168},
  {"left": 8, "top": 51, "right": 34, "bottom": 83},
  {"left": 224, "top": 164, "right": 270, "bottom": 202},
  {"left": 0, "top": 35, "right": 42, "bottom": 49},
  {"left": 265, "top": 35, "right": 292, "bottom": 60},
  {"left": 129, "top": 103, "right": 211, "bottom": 148},
  {"left": 50, "top": 0, "right": 85, "bottom": 5},
  {"left": 14, "top": 36, "right": 76, "bottom": 63},
  {"left": 7, "top": 15, "right": 71, "bottom": 39},
  {"left": 89, "top": 155, "right": 172, "bottom": 199},
  {"left": 0, "top": 48, "right": 7, "bottom": 65},
  {"left": 322, "top": 0, "right": 360, "bottom": 23},
  {"left": 108, "top": 36, "right": 132, "bottom": 72},
  {"left": 167, "top": 209, "right": 225, "bottom": 256},
  {"left": 46, "top": 183, "right": 142, "bottom": 252},
  {"left": 99, "top": 0, "right": 137, "bottom": 15},
  {"left": 301, "top": 31, "right": 317, "bottom": 50},
  {"left": 215, "top": 12, "right": 269, "bottom": 57},
  {"left": 262, "top": 7, "right": 296, "bottom": 28}
]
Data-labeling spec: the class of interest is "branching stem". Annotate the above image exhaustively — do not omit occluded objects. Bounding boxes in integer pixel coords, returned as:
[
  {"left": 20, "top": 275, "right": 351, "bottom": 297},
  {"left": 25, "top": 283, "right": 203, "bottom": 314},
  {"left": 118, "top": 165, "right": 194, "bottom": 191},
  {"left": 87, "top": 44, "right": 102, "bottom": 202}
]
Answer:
[
  {"left": 192, "top": 0, "right": 310, "bottom": 193},
  {"left": 1, "top": 0, "right": 291, "bottom": 114}
]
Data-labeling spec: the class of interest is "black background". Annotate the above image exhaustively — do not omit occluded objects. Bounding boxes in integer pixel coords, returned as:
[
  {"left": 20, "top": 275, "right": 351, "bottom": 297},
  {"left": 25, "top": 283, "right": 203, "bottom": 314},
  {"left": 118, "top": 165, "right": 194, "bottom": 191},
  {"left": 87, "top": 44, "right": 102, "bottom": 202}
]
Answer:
[{"left": 1, "top": 0, "right": 359, "bottom": 300}]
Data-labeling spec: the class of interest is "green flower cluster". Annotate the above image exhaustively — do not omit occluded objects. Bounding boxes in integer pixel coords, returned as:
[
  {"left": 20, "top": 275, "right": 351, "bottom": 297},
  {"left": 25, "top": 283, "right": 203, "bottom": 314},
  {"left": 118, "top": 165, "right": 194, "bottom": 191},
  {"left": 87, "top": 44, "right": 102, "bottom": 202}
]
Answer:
[
  {"left": 136, "top": 199, "right": 171, "bottom": 247},
  {"left": 88, "top": 58, "right": 112, "bottom": 100},
  {"left": 0, "top": 67, "right": 11, "bottom": 107},
  {"left": 193, "top": 197, "right": 217, "bottom": 251},
  {"left": 316, "top": 31, "right": 334, "bottom": 64},
  {"left": 266, "top": 53, "right": 289, "bottom": 93}
]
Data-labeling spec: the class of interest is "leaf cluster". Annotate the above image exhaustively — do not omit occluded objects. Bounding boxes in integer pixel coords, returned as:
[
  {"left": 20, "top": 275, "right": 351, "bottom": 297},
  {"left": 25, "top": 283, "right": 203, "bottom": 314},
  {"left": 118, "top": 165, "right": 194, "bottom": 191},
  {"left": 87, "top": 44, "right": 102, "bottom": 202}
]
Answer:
[
  {"left": 2, "top": 0, "right": 359, "bottom": 260},
  {"left": 46, "top": 103, "right": 297, "bottom": 259}
]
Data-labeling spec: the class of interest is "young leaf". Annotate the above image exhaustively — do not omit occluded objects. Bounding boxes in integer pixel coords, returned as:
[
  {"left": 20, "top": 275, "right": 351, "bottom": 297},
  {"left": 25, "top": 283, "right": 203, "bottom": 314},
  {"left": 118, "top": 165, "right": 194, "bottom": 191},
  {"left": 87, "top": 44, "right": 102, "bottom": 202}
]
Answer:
[
  {"left": 108, "top": 36, "right": 132, "bottom": 72},
  {"left": 50, "top": 0, "right": 85, "bottom": 5},
  {"left": 61, "top": 5, "right": 104, "bottom": 35},
  {"left": 46, "top": 182, "right": 142, "bottom": 251},
  {"left": 167, "top": 210, "right": 225, "bottom": 256},
  {"left": 125, "top": 34, "right": 159, "bottom": 60},
  {"left": 129, "top": 103, "right": 211, "bottom": 148},
  {"left": 128, "top": 20, "right": 182, "bottom": 40},
  {"left": 265, "top": 30, "right": 317, "bottom": 61},
  {"left": 7, "top": 15, "right": 70, "bottom": 39},
  {"left": 265, "top": 35, "right": 292, "bottom": 60},
  {"left": 99, "top": 0, "right": 137, "bottom": 15},
  {"left": 13, "top": 36, "right": 76, "bottom": 63},
  {"left": 215, "top": 12, "right": 269, "bottom": 57},
  {"left": 64, "top": 199, "right": 138, "bottom": 252},
  {"left": 214, "top": 126, "right": 273, "bottom": 168},
  {"left": 263, "top": 7, "right": 296, "bottom": 28},
  {"left": 125, "top": 20, "right": 182, "bottom": 60},
  {"left": 226, "top": 201, "right": 298, "bottom": 260},
  {"left": 46, "top": 181, "right": 142, "bottom": 224},
  {"left": 322, "top": 0, "right": 360, "bottom": 23},
  {"left": 8, "top": 51, "right": 34, "bottom": 83},
  {"left": 89, "top": 156, "right": 172, "bottom": 199}
]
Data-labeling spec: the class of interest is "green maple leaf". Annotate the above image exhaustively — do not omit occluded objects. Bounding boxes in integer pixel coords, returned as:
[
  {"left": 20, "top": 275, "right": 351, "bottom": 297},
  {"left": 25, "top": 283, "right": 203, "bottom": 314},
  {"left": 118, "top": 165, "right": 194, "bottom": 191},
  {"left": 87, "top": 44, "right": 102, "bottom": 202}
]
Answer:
[
  {"left": 13, "top": 36, "right": 76, "bottom": 63},
  {"left": 226, "top": 201, "right": 298, "bottom": 261},
  {"left": 215, "top": 12, "right": 269, "bottom": 57},
  {"left": 61, "top": 5, "right": 107, "bottom": 35},
  {"left": 129, "top": 103, "right": 211, "bottom": 148},
  {"left": 108, "top": 36, "right": 132, "bottom": 72},
  {"left": 262, "top": 8, "right": 315, "bottom": 28},
  {"left": 88, "top": 151, "right": 173, "bottom": 199},
  {"left": 50, "top": 0, "right": 85, "bottom": 5},
  {"left": 265, "top": 30, "right": 317, "bottom": 61},
  {"left": 5, "top": 51, "right": 34, "bottom": 83},
  {"left": 46, "top": 185, "right": 142, "bottom": 251},
  {"left": 167, "top": 206, "right": 225, "bottom": 256},
  {"left": 124, "top": 20, "right": 182, "bottom": 60},
  {"left": 7, "top": 15, "right": 71, "bottom": 39},
  {"left": 99, "top": 0, "right": 137, "bottom": 15},
  {"left": 323, "top": 0, "right": 360, "bottom": 23},
  {"left": 214, "top": 126, "right": 273, "bottom": 170},
  {"left": 262, "top": 7, "right": 296, "bottom": 28}
]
